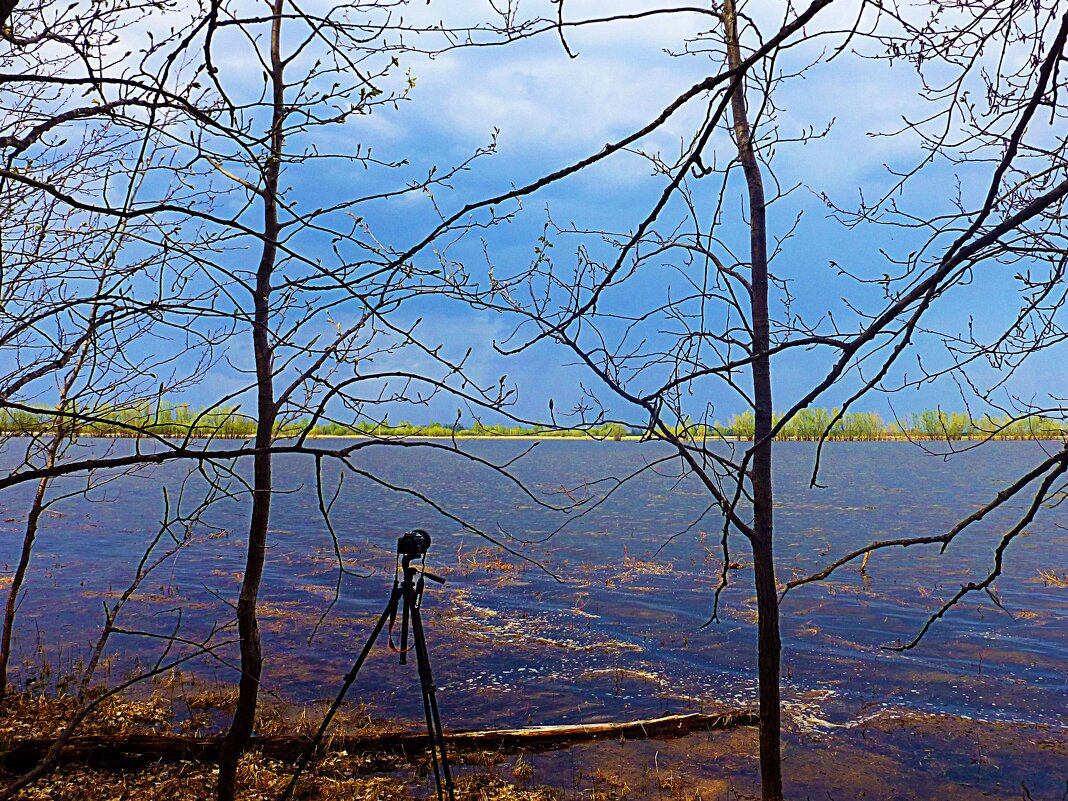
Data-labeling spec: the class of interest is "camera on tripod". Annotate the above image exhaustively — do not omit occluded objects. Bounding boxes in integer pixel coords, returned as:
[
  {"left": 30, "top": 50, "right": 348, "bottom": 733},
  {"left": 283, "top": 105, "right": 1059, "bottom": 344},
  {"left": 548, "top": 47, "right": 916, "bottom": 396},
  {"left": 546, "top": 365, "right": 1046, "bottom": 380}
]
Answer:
[
  {"left": 397, "top": 528, "right": 431, "bottom": 558},
  {"left": 284, "top": 527, "right": 454, "bottom": 801}
]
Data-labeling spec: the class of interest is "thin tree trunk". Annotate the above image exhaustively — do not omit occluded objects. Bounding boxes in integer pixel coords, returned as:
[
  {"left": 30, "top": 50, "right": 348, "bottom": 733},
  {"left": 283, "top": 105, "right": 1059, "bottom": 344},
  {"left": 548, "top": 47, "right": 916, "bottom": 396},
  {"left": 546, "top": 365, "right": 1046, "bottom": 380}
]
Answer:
[
  {"left": 215, "top": 3, "right": 283, "bottom": 798},
  {"left": 723, "top": 1, "right": 783, "bottom": 799}
]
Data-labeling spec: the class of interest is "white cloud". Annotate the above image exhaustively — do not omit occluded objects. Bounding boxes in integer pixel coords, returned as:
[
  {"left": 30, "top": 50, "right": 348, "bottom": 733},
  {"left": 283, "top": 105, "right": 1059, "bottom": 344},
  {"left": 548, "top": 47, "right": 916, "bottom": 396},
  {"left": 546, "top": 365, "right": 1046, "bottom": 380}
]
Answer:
[
  {"left": 370, "top": 0, "right": 929, "bottom": 197},
  {"left": 405, "top": 44, "right": 709, "bottom": 157}
]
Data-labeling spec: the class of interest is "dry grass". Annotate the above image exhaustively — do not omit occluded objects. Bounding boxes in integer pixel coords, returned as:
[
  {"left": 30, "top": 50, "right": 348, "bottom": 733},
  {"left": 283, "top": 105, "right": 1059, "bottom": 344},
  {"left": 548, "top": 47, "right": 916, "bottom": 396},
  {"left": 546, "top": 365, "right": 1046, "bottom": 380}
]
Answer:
[
  {"left": 511, "top": 755, "right": 533, "bottom": 783},
  {"left": 184, "top": 687, "right": 240, "bottom": 713},
  {"left": 0, "top": 691, "right": 173, "bottom": 741},
  {"left": 1038, "top": 568, "right": 1068, "bottom": 588},
  {"left": 604, "top": 554, "right": 674, "bottom": 588},
  {"left": 589, "top": 769, "right": 630, "bottom": 801},
  {"left": 0, "top": 692, "right": 559, "bottom": 801},
  {"left": 456, "top": 547, "right": 522, "bottom": 577},
  {"left": 454, "top": 774, "right": 556, "bottom": 801},
  {"left": 5, "top": 756, "right": 561, "bottom": 801}
]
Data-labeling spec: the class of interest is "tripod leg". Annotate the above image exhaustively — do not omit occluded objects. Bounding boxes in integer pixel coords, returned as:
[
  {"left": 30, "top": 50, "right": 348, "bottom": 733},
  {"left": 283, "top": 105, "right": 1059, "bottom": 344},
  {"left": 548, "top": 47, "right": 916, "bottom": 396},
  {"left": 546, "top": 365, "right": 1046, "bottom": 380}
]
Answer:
[
  {"left": 280, "top": 587, "right": 402, "bottom": 801},
  {"left": 399, "top": 589, "right": 411, "bottom": 665},
  {"left": 409, "top": 599, "right": 456, "bottom": 801}
]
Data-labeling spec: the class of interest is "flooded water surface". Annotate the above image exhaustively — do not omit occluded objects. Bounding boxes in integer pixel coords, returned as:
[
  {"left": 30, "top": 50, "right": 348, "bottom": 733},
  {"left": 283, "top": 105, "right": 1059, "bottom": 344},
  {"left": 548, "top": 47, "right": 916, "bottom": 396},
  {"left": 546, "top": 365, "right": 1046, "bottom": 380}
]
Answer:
[{"left": 1, "top": 438, "right": 1065, "bottom": 795}]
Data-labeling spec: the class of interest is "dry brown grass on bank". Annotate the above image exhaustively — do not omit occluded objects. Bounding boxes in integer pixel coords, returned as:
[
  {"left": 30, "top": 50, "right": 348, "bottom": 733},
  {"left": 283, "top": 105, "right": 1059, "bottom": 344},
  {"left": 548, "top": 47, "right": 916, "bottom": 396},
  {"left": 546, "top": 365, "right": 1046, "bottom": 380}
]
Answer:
[
  {"left": 0, "top": 692, "right": 560, "bottom": 801},
  {"left": 0, "top": 686, "right": 390, "bottom": 742},
  {"left": 0, "top": 691, "right": 174, "bottom": 741},
  {"left": 7, "top": 755, "right": 560, "bottom": 801}
]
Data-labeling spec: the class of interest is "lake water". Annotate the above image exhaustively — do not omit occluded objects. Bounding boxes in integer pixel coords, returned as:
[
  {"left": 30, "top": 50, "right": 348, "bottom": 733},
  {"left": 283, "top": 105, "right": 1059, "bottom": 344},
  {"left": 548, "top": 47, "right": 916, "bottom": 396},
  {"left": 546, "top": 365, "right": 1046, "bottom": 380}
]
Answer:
[{"left": 0, "top": 438, "right": 1065, "bottom": 737}]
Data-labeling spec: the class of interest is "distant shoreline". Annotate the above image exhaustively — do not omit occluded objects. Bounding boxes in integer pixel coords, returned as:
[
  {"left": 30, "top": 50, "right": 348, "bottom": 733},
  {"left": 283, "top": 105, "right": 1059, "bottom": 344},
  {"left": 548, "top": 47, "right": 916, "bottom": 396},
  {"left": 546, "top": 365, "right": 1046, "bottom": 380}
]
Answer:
[
  {"left": 304, "top": 434, "right": 1063, "bottom": 442},
  {"left": 1, "top": 432, "right": 1057, "bottom": 443},
  {"left": 5, "top": 405, "right": 1063, "bottom": 442}
]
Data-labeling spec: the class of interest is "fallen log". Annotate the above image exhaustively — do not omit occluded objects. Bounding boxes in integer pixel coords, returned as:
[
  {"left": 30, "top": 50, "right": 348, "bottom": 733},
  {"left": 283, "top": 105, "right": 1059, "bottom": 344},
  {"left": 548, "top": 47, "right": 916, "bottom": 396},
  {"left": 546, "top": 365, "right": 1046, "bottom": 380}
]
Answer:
[{"left": 1, "top": 710, "right": 756, "bottom": 772}]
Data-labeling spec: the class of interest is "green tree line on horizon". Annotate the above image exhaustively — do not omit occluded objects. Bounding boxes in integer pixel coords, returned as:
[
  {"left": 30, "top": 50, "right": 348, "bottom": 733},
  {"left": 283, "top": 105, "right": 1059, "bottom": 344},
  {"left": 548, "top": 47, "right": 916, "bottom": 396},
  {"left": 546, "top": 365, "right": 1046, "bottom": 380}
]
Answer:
[{"left": 1, "top": 403, "right": 1064, "bottom": 441}]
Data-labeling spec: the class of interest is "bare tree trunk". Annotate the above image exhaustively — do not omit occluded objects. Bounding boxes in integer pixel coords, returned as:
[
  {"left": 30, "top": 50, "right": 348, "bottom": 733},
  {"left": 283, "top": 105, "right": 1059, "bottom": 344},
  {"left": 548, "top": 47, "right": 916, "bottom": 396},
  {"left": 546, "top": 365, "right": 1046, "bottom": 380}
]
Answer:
[
  {"left": 749, "top": 536, "right": 782, "bottom": 800},
  {"left": 724, "top": 2, "right": 782, "bottom": 799},
  {"left": 215, "top": 448, "right": 273, "bottom": 801},
  {"left": 216, "top": 3, "right": 283, "bottom": 798}
]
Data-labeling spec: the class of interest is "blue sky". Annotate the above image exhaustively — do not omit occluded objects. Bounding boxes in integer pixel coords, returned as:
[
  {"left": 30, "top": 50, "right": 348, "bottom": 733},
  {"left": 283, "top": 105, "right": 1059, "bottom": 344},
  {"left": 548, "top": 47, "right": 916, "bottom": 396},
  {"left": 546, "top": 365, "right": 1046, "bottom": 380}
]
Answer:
[{"left": 154, "top": 1, "right": 1068, "bottom": 425}]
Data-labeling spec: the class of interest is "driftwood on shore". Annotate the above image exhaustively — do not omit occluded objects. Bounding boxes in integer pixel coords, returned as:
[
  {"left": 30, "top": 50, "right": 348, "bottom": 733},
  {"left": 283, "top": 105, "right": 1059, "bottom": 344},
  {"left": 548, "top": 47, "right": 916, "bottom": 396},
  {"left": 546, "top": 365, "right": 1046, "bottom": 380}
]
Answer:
[{"left": 1, "top": 711, "right": 756, "bottom": 771}]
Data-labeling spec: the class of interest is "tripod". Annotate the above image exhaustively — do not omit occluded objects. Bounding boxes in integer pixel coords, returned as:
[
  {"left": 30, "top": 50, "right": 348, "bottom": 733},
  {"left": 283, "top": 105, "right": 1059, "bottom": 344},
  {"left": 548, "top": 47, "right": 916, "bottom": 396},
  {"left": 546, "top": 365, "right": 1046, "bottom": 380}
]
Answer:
[{"left": 281, "top": 530, "right": 455, "bottom": 801}]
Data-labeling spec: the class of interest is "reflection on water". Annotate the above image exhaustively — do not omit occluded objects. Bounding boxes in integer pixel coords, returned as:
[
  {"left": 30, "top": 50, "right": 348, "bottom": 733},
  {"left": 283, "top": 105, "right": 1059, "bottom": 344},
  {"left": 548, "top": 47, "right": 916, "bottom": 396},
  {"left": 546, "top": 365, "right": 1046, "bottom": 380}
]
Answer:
[{"left": 0, "top": 439, "right": 1065, "bottom": 738}]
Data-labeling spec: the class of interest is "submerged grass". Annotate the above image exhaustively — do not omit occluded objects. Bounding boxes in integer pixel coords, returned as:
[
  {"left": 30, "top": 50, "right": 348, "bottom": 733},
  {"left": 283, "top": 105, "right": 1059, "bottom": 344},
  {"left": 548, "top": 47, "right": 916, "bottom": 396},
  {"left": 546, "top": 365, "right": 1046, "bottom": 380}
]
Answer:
[{"left": 1038, "top": 568, "right": 1068, "bottom": 588}]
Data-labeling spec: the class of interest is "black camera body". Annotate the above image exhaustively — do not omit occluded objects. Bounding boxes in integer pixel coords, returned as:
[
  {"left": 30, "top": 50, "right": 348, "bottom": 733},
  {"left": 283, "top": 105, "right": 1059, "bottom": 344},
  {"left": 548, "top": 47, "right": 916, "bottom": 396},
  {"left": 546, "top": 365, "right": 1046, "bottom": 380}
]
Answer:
[{"left": 397, "top": 528, "right": 432, "bottom": 558}]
